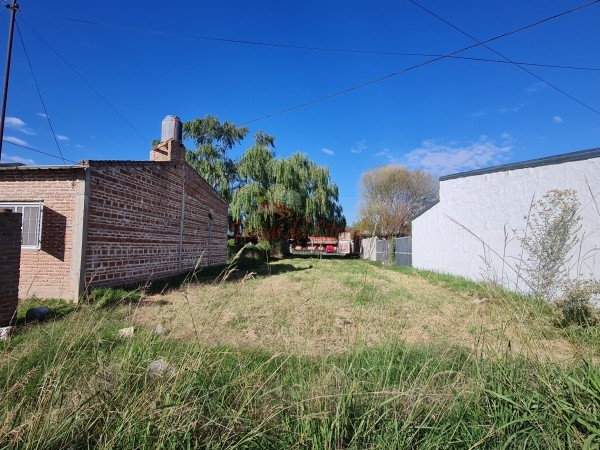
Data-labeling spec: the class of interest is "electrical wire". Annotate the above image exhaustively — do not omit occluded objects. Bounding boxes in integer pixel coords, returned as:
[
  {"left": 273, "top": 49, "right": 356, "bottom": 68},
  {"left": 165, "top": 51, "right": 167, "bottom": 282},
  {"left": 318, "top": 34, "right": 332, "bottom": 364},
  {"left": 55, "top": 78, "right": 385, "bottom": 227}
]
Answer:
[
  {"left": 408, "top": 0, "right": 600, "bottom": 117},
  {"left": 15, "top": 20, "right": 67, "bottom": 165},
  {"left": 2, "top": 139, "right": 78, "bottom": 164},
  {"left": 18, "top": 17, "right": 150, "bottom": 145},
  {"left": 59, "top": 16, "right": 600, "bottom": 72},
  {"left": 239, "top": 0, "right": 600, "bottom": 124}
]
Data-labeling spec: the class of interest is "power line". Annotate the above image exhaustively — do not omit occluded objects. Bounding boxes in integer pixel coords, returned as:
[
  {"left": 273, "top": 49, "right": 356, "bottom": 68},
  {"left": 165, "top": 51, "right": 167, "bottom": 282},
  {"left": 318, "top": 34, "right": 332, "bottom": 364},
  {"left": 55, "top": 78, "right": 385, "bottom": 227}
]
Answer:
[
  {"left": 438, "top": 55, "right": 600, "bottom": 72},
  {"left": 239, "top": 0, "right": 600, "bottom": 125},
  {"left": 58, "top": 16, "right": 600, "bottom": 72},
  {"left": 18, "top": 17, "right": 150, "bottom": 145},
  {"left": 2, "top": 139, "right": 78, "bottom": 163},
  {"left": 15, "top": 20, "right": 66, "bottom": 164},
  {"left": 408, "top": 0, "right": 600, "bottom": 117}
]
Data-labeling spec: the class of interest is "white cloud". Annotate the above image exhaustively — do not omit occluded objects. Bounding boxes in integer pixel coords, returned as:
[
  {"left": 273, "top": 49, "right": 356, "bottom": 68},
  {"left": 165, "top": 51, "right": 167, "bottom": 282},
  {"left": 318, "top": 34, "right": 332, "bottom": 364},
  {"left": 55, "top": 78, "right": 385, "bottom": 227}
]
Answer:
[
  {"left": 527, "top": 81, "right": 547, "bottom": 93},
  {"left": 4, "top": 136, "right": 30, "bottom": 147},
  {"left": 351, "top": 140, "right": 367, "bottom": 154},
  {"left": 553, "top": 115, "right": 563, "bottom": 123},
  {"left": 56, "top": 135, "right": 70, "bottom": 141},
  {"left": 5, "top": 116, "right": 36, "bottom": 135},
  {"left": 36, "top": 112, "right": 47, "bottom": 118},
  {"left": 3, "top": 154, "right": 36, "bottom": 165},
  {"left": 5, "top": 117, "right": 25, "bottom": 128},
  {"left": 496, "top": 103, "right": 525, "bottom": 114},
  {"left": 375, "top": 148, "right": 395, "bottom": 162},
  {"left": 322, "top": 148, "right": 334, "bottom": 156},
  {"left": 403, "top": 135, "right": 512, "bottom": 176},
  {"left": 75, "top": 144, "right": 85, "bottom": 149},
  {"left": 470, "top": 109, "right": 488, "bottom": 117}
]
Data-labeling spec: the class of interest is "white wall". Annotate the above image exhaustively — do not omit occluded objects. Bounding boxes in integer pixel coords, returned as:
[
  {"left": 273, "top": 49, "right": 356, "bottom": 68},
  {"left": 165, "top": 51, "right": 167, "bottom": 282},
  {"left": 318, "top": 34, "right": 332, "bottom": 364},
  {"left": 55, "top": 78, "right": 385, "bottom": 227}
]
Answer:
[{"left": 412, "top": 157, "right": 600, "bottom": 292}]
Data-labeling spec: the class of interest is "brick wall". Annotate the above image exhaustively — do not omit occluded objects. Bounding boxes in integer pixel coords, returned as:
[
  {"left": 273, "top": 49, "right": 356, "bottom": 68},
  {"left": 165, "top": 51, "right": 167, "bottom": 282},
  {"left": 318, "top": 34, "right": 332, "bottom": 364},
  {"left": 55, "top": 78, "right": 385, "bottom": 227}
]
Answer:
[
  {"left": 0, "top": 157, "right": 228, "bottom": 299},
  {"left": 0, "top": 168, "right": 85, "bottom": 300},
  {"left": 0, "top": 210, "right": 21, "bottom": 327},
  {"left": 84, "top": 160, "right": 227, "bottom": 288}
]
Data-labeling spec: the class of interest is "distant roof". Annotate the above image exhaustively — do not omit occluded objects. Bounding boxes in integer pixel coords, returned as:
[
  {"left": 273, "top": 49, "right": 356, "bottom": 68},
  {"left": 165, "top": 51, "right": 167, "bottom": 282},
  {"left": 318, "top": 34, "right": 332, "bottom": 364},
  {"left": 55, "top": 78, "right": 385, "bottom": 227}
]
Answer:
[
  {"left": 310, "top": 236, "right": 338, "bottom": 245},
  {"left": 440, "top": 146, "right": 600, "bottom": 181}
]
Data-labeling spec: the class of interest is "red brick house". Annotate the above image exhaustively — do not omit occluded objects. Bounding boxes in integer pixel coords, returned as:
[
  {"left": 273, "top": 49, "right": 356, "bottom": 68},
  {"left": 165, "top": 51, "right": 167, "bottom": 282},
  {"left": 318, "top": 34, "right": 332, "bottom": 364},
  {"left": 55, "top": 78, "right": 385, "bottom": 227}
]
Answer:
[{"left": 0, "top": 122, "right": 227, "bottom": 302}]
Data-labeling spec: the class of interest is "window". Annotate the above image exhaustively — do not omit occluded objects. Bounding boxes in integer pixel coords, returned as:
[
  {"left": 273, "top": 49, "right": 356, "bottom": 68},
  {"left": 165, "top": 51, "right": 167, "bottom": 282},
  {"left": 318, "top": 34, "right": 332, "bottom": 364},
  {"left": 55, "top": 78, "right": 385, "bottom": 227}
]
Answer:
[{"left": 0, "top": 202, "right": 44, "bottom": 249}]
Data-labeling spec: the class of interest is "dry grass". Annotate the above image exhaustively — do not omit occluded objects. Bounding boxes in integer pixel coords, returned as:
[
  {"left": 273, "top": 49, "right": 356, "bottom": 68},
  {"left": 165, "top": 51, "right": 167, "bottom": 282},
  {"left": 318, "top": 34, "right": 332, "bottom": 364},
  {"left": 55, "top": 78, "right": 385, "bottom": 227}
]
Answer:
[{"left": 132, "top": 257, "right": 595, "bottom": 362}]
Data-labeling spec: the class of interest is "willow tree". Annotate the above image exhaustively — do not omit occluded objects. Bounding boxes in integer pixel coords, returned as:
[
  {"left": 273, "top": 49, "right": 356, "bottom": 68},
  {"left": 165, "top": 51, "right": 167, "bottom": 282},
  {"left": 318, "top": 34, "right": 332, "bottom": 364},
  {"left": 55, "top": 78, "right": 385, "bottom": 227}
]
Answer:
[
  {"left": 358, "top": 165, "right": 438, "bottom": 237},
  {"left": 183, "top": 115, "right": 249, "bottom": 202},
  {"left": 231, "top": 132, "right": 345, "bottom": 242}
]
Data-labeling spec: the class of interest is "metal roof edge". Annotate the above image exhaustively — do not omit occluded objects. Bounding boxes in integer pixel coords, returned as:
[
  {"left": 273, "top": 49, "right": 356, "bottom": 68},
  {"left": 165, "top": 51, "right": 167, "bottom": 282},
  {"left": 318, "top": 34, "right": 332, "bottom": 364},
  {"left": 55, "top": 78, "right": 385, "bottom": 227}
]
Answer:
[
  {"left": 440, "top": 146, "right": 600, "bottom": 181},
  {"left": 410, "top": 199, "right": 440, "bottom": 221},
  {"left": 0, "top": 164, "right": 85, "bottom": 171}
]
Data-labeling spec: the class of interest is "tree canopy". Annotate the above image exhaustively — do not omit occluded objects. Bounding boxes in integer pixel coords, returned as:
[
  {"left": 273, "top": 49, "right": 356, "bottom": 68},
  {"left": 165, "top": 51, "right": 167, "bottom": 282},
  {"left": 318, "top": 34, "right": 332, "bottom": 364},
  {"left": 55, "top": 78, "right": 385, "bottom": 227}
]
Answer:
[
  {"left": 183, "top": 116, "right": 345, "bottom": 242},
  {"left": 357, "top": 165, "right": 438, "bottom": 237},
  {"left": 183, "top": 115, "right": 249, "bottom": 202}
]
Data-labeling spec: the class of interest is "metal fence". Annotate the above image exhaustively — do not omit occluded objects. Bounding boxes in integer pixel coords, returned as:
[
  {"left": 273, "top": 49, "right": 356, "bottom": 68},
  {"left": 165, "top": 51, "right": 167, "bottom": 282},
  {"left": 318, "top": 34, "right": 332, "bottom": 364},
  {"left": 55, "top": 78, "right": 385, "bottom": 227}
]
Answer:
[
  {"left": 395, "top": 237, "right": 412, "bottom": 266},
  {"left": 359, "top": 236, "right": 412, "bottom": 266},
  {"left": 376, "top": 239, "right": 391, "bottom": 263}
]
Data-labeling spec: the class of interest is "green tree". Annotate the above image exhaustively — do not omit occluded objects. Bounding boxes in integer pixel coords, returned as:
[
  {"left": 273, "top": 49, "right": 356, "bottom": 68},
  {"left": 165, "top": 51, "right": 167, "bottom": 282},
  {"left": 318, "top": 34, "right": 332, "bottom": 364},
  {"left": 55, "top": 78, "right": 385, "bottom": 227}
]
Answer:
[
  {"left": 231, "top": 132, "right": 345, "bottom": 242},
  {"left": 358, "top": 165, "right": 438, "bottom": 237},
  {"left": 183, "top": 115, "right": 249, "bottom": 202}
]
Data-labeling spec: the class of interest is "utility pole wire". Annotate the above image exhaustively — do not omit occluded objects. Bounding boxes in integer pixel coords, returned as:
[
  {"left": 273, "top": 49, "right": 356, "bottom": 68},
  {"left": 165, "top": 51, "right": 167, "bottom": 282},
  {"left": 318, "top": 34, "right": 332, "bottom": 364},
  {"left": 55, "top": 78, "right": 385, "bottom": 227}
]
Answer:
[
  {"left": 408, "top": 0, "right": 600, "bottom": 117},
  {"left": 2, "top": 139, "right": 78, "bottom": 163},
  {"left": 15, "top": 20, "right": 67, "bottom": 165},
  {"left": 18, "top": 17, "right": 150, "bottom": 146},
  {"left": 240, "top": 0, "right": 600, "bottom": 125},
  {"left": 0, "top": 0, "right": 19, "bottom": 161},
  {"left": 60, "top": 16, "right": 600, "bottom": 72}
]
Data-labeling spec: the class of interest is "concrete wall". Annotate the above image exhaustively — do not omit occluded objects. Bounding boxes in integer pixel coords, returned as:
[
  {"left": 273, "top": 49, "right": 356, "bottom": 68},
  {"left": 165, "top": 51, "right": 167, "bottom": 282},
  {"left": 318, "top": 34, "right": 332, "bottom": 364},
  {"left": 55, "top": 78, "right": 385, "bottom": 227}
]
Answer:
[
  {"left": 0, "top": 210, "right": 21, "bottom": 326},
  {"left": 84, "top": 160, "right": 228, "bottom": 289},
  {"left": 0, "top": 167, "right": 86, "bottom": 301},
  {"left": 412, "top": 157, "right": 600, "bottom": 292}
]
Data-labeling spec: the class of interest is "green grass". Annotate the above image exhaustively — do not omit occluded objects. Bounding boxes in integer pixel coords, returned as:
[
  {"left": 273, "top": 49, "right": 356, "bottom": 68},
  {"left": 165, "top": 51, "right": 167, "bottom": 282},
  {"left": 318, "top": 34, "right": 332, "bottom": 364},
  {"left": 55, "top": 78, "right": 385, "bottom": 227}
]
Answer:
[
  {"left": 1, "top": 305, "right": 599, "bottom": 449},
  {"left": 14, "top": 297, "right": 78, "bottom": 324},
  {"left": 376, "top": 261, "right": 501, "bottom": 297},
  {"left": 1, "top": 259, "right": 599, "bottom": 449}
]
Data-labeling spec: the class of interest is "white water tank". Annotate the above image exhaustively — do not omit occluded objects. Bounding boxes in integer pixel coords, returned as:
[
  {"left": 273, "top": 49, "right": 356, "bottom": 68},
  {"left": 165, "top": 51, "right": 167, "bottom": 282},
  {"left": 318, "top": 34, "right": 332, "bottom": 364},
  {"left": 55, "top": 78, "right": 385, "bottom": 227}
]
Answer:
[{"left": 161, "top": 115, "right": 182, "bottom": 142}]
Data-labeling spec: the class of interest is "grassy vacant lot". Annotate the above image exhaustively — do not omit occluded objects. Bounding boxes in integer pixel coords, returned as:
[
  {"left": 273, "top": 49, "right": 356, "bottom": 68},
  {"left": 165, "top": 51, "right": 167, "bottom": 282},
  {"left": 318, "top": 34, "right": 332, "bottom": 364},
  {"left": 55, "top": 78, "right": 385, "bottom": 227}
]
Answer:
[
  {"left": 135, "top": 256, "right": 597, "bottom": 362},
  {"left": 1, "top": 256, "right": 599, "bottom": 449}
]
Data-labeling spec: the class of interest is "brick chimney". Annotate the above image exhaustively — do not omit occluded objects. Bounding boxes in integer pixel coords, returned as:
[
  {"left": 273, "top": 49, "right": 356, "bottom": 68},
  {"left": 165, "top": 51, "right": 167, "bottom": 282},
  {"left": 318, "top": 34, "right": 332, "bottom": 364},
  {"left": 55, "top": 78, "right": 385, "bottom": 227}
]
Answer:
[{"left": 150, "top": 115, "right": 186, "bottom": 162}]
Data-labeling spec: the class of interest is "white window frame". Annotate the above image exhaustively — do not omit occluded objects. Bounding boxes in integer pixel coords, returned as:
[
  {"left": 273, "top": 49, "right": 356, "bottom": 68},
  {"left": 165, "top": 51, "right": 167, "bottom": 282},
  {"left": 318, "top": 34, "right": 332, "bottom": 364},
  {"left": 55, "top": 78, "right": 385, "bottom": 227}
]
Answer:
[{"left": 0, "top": 201, "right": 44, "bottom": 249}]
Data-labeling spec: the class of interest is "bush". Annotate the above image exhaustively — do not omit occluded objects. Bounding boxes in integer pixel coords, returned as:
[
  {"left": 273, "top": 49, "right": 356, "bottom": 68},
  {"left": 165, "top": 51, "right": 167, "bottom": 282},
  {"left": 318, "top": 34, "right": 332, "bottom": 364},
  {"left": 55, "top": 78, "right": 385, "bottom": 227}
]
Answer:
[
  {"left": 516, "top": 189, "right": 582, "bottom": 301},
  {"left": 557, "top": 280, "right": 599, "bottom": 327},
  {"left": 227, "top": 238, "right": 237, "bottom": 260},
  {"left": 256, "top": 240, "right": 272, "bottom": 253}
]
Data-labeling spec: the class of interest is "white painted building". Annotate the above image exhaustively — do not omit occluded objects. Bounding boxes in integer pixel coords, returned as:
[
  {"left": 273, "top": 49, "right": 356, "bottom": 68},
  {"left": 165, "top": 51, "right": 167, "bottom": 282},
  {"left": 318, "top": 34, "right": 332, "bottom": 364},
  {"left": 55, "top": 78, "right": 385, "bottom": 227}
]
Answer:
[{"left": 412, "top": 148, "right": 600, "bottom": 293}]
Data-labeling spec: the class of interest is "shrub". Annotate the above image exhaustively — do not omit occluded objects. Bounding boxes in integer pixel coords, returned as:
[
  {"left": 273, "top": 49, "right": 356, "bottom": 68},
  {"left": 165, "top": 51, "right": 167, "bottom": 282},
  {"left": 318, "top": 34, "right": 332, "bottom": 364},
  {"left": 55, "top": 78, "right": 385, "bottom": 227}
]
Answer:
[
  {"left": 227, "top": 238, "right": 237, "bottom": 260},
  {"left": 557, "top": 280, "right": 599, "bottom": 327},
  {"left": 516, "top": 189, "right": 582, "bottom": 301},
  {"left": 256, "top": 240, "right": 272, "bottom": 253}
]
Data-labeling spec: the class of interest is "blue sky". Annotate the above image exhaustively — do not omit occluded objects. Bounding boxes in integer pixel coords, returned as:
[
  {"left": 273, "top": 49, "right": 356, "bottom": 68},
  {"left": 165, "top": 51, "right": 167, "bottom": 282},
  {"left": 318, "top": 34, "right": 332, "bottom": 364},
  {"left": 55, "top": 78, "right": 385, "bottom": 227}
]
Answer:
[{"left": 2, "top": 0, "right": 600, "bottom": 223}]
